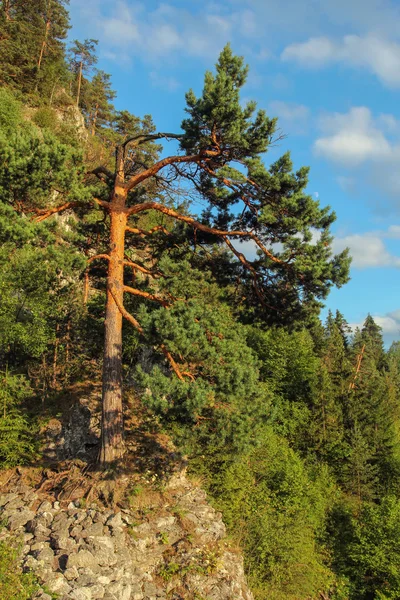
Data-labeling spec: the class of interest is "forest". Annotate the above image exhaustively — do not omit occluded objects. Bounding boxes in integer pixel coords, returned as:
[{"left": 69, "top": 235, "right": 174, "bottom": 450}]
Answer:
[{"left": 1, "top": 1, "right": 400, "bottom": 599}]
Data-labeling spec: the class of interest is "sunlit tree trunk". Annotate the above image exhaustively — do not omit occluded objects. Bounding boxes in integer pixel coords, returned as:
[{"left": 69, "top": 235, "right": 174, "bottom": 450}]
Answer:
[
  {"left": 76, "top": 60, "right": 83, "bottom": 106},
  {"left": 99, "top": 184, "right": 127, "bottom": 464}
]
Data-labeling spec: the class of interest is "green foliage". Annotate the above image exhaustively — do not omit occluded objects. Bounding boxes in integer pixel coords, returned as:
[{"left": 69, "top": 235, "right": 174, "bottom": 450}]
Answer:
[
  {"left": 0, "top": 370, "right": 38, "bottom": 467},
  {"left": 0, "top": 0, "right": 70, "bottom": 97},
  {"left": 208, "top": 428, "right": 336, "bottom": 600},
  {"left": 32, "top": 106, "right": 59, "bottom": 130},
  {"left": 328, "top": 496, "right": 400, "bottom": 600},
  {"left": 0, "top": 88, "right": 23, "bottom": 132},
  {"left": 0, "top": 538, "right": 39, "bottom": 600},
  {"left": 0, "top": 5, "right": 399, "bottom": 600}
]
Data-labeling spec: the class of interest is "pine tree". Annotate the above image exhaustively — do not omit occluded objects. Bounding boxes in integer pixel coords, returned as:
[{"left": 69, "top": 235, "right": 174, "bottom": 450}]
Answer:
[
  {"left": 68, "top": 38, "right": 98, "bottom": 107},
  {"left": 8, "top": 46, "right": 350, "bottom": 464},
  {"left": 0, "top": 0, "right": 70, "bottom": 96},
  {"left": 83, "top": 70, "right": 116, "bottom": 136},
  {"left": 343, "top": 316, "right": 399, "bottom": 497}
]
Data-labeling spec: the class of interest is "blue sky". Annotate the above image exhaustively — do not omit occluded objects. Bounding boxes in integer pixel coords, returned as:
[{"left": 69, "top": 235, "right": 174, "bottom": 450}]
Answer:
[{"left": 68, "top": 0, "right": 400, "bottom": 343}]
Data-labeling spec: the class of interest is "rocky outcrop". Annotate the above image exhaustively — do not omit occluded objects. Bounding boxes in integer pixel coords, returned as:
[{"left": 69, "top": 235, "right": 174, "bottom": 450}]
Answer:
[{"left": 0, "top": 471, "right": 253, "bottom": 600}]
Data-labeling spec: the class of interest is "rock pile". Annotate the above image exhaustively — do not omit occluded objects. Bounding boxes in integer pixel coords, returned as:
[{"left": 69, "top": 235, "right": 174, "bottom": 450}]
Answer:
[{"left": 0, "top": 472, "right": 253, "bottom": 600}]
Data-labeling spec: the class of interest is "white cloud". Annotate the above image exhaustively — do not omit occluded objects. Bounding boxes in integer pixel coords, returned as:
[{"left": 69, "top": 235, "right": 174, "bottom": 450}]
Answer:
[
  {"left": 269, "top": 101, "right": 310, "bottom": 134},
  {"left": 244, "top": 0, "right": 400, "bottom": 38},
  {"left": 314, "top": 107, "right": 400, "bottom": 166},
  {"left": 69, "top": 1, "right": 259, "bottom": 64},
  {"left": 350, "top": 310, "right": 400, "bottom": 344},
  {"left": 282, "top": 37, "right": 337, "bottom": 67},
  {"left": 374, "top": 315, "right": 400, "bottom": 334},
  {"left": 149, "top": 71, "right": 180, "bottom": 92},
  {"left": 282, "top": 35, "right": 400, "bottom": 87},
  {"left": 313, "top": 107, "right": 400, "bottom": 207},
  {"left": 333, "top": 228, "right": 400, "bottom": 269}
]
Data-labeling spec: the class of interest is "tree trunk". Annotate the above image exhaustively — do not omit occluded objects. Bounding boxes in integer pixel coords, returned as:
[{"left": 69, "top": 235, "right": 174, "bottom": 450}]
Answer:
[
  {"left": 99, "top": 192, "right": 127, "bottom": 465},
  {"left": 52, "top": 322, "right": 59, "bottom": 388},
  {"left": 3, "top": 0, "right": 11, "bottom": 20},
  {"left": 91, "top": 105, "right": 98, "bottom": 136},
  {"left": 37, "top": 20, "right": 50, "bottom": 73},
  {"left": 76, "top": 60, "right": 83, "bottom": 106}
]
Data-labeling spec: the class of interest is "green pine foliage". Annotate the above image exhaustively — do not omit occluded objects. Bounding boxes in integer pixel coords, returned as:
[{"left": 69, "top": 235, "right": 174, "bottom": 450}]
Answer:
[
  {"left": 0, "top": 370, "right": 37, "bottom": 467},
  {"left": 1, "top": 5, "right": 400, "bottom": 599}
]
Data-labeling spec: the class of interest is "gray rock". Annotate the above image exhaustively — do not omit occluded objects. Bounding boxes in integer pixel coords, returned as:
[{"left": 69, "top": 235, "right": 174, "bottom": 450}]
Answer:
[
  {"left": 69, "top": 588, "right": 92, "bottom": 600},
  {"left": 8, "top": 509, "right": 35, "bottom": 531},
  {"left": 23, "top": 554, "right": 39, "bottom": 571},
  {"left": 93, "top": 511, "right": 108, "bottom": 525},
  {"left": 47, "top": 574, "right": 72, "bottom": 595},
  {"left": 38, "top": 500, "right": 53, "bottom": 513},
  {"left": 66, "top": 550, "right": 99, "bottom": 570},
  {"left": 106, "top": 512, "right": 123, "bottom": 529},
  {"left": 64, "top": 566, "right": 79, "bottom": 581},
  {"left": 0, "top": 493, "right": 18, "bottom": 507},
  {"left": 88, "top": 584, "right": 105, "bottom": 599},
  {"left": 70, "top": 524, "right": 84, "bottom": 538},
  {"left": 3, "top": 497, "right": 26, "bottom": 512},
  {"left": 51, "top": 535, "right": 77, "bottom": 551},
  {"left": 81, "top": 522, "right": 104, "bottom": 537}
]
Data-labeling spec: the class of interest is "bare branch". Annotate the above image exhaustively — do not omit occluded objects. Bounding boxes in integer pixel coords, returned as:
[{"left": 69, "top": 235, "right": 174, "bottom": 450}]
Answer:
[
  {"left": 87, "top": 254, "right": 111, "bottom": 263},
  {"left": 160, "top": 344, "right": 194, "bottom": 381},
  {"left": 33, "top": 201, "right": 79, "bottom": 222},
  {"left": 125, "top": 150, "right": 220, "bottom": 192},
  {"left": 123, "top": 259, "right": 161, "bottom": 278},
  {"left": 108, "top": 283, "right": 144, "bottom": 335},
  {"left": 127, "top": 201, "right": 283, "bottom": 265},
  {"left": 89, "top": 166, "right": 114, "bottom": 182},
  {"left": 125, "top": 225, "right": 170, "bottom": 237},
  {"left": 123, "top": 285, "right": 169, "bottom": 307},
  {"left": 110, "top": 283, "right": 193, "bottom": 382},
  {"left": 123, "top": 132, "right": 183, "bottom": 149}
]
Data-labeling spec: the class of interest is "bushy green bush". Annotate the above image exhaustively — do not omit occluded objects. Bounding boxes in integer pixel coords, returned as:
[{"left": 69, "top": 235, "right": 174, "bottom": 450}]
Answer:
[
  {"left": 32, "top": 107, "right": 59, "bottom": 131},
  {"left": 0, "top": 371, "right": 38, "bottom": 468},
  {"left": 0, "top": 539, "right": 39, "bottom": 599}
]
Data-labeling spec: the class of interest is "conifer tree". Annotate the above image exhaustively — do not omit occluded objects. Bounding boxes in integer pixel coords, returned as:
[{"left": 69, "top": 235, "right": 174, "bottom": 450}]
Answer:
[
  {"left": 0, "top": 0, "right": 69, "bottom": 95},
  {"left": 9, "top": 46, "right": 350, "bottom": 464},
  {"left": 68, "top": 38, "right": 98, "bottom": 107},
  {"left": 343, "top": 316, "right": 400, "bottom": 497},
  {"left": 84, "top": 70, "right": 116, "bottom": 136}
]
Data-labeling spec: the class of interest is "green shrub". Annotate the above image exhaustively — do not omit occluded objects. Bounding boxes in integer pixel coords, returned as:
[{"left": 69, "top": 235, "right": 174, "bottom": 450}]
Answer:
[
  {"left": 32, "top": 107, "right": 59, "bottom": 131},
  {"left": 0, "top": 370, "right": 38, "bottom": 468},
  {"left": 0, "top": 539, "right": 39, "bottom": 600}
]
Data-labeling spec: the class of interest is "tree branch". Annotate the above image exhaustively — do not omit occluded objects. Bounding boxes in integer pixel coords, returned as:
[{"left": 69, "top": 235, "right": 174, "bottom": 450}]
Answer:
[
  {"left": 110, "top": 284, "right": 193, "bottom": 382},
  {"left": 122, "top": 132, "right": 183, "bottom": 149},
  {"left": 124, "top": 151, "right": 220, "bottom": 192},
  {"left": 123, "top": 259, "right": 161, "bottom": 278},
  {"left": 89, "top": 166, "right": 114, "bottom": 182},
  {"left": 33, "top": 201, "right": 80, "bottom": 222},
  {"left": 108, "top": 283, "right": 144, "bottom": 335},
  {"left": 123, "top": 285, "right": 169, "bottom": 307},
  {"left": 223, "top": 237, "right": 265, "bottom": 305},
  {"left": 125, "top": 225, "right": 170, "bottom": 237},
  {"left": 32, "top": 197, "right": 110, "bottom": 223},
  {"left": 127, "top": 201, "right": 283, "bottom": 265}
]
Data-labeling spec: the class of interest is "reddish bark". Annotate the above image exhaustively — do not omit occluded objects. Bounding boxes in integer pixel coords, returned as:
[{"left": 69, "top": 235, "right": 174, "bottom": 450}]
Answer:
[{"left": 99, "top": 200, "right": 127, "bottom": 464}]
